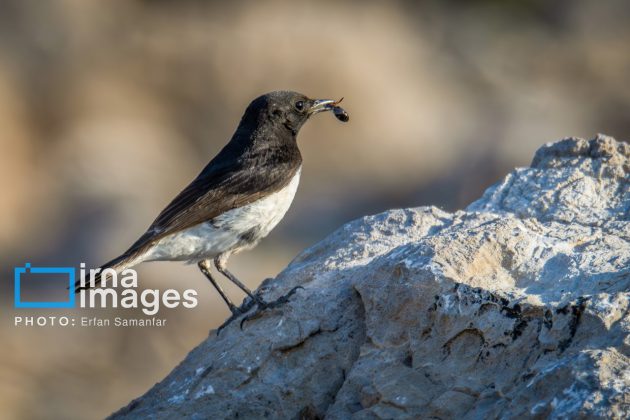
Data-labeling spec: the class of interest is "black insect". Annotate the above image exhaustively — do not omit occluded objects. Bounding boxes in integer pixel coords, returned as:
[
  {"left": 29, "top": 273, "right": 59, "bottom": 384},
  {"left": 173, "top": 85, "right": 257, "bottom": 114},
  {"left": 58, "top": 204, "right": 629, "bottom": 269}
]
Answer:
[
  {"left": 328, "top": 97, "right": 349, "bottom": 122},
  {"left": 333, "top": 106, "right": 349, "bottom": 122}
]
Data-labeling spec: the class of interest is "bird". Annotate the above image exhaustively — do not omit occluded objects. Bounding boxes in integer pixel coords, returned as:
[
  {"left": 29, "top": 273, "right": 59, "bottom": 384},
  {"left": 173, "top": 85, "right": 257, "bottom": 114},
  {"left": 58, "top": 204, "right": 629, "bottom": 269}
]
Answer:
[{"left": 74, "top": 91, "right": 347, "bottom": 325}]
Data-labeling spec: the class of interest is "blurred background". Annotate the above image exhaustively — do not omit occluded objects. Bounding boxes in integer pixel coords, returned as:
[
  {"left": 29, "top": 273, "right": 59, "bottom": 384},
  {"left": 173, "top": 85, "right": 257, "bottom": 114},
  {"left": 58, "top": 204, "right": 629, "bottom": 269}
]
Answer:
[{"left": 2, "top": 0, "right": 629, "bottom": 418}]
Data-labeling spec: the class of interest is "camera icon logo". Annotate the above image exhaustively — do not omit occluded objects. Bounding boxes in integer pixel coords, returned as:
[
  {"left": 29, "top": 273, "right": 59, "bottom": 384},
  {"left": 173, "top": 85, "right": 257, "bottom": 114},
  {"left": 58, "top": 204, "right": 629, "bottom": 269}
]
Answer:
[{"left": 14, "top": 263, "right": 76, "bottom": 308}]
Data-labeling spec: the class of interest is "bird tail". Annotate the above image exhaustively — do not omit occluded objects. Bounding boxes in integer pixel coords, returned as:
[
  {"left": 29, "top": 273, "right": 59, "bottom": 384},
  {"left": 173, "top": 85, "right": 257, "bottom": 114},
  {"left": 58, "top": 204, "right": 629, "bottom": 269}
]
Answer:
[{"left": 73, "top": 252, "right": 139, "bottom": 293}]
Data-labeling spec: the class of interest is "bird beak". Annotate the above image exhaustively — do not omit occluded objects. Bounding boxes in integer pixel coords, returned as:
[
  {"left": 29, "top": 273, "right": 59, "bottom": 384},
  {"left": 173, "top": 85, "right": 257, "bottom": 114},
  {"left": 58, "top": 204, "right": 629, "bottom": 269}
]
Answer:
[{"left": 308, "top": 99, "right": 336, "bottom": 115}]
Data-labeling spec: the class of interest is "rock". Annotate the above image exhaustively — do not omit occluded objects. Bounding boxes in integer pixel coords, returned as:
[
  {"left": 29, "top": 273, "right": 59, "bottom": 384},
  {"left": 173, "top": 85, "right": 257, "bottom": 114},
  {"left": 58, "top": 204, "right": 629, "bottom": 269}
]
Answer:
[{"left": 111, "top": 135, "right": 629, "bottom": 419}]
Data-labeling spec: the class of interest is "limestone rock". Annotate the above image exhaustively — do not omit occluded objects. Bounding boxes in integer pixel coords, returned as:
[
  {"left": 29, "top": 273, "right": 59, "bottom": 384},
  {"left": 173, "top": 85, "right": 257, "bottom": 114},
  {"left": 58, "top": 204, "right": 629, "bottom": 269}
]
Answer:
[{"left": 111, "top": 135, "right": 629, "bottom": 419}]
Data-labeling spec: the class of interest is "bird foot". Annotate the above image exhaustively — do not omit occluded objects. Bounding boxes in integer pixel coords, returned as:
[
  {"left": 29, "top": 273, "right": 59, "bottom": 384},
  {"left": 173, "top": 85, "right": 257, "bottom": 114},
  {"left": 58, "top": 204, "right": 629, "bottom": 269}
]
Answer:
[
  {"left": 215, "top": 286, "right": 303, "bottom": 334},
  {"left": 239, "top": 286, "right": 303, "bottom": 329},
  {"left": 216, "top": 299, "right": 256, "bottom": 335}
]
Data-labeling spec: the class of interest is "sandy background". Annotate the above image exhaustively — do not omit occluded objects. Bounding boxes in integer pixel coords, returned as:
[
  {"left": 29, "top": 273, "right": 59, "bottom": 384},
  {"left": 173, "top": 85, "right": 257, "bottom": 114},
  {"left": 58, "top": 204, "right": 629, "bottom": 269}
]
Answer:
[{"left": 2, "top": 1, "right": 629, "bottom": 419}]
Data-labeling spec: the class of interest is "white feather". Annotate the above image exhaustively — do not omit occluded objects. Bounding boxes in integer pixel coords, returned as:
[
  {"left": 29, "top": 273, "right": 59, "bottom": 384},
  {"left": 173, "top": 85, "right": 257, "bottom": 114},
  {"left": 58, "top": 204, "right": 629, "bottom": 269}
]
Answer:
[{"left": 142, "top": 167, "right": 302, "bottom": 263}]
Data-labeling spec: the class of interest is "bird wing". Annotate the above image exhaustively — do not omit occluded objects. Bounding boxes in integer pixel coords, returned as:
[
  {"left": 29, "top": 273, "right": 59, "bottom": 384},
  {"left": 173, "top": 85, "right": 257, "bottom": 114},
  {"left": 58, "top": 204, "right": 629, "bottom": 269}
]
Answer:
[
  {"left": 75, "top": 157, "right": 303, "bottom": 293},
  {"left": 122, "top": 155, "right": 302, "bottom": 259}
]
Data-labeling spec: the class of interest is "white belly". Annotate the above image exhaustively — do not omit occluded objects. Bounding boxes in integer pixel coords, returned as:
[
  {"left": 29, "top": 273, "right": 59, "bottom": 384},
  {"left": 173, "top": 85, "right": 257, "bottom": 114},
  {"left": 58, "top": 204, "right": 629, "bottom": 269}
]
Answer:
[{"left": 143, "top": 168, "right": 301, "bottom": 262}]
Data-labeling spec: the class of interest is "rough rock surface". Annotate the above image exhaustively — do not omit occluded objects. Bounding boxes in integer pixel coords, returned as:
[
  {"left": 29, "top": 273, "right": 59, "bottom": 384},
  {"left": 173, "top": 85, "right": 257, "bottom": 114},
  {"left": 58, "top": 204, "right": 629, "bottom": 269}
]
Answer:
[{"left": 111, "top": 135, "right": 629, "bottom": 419}]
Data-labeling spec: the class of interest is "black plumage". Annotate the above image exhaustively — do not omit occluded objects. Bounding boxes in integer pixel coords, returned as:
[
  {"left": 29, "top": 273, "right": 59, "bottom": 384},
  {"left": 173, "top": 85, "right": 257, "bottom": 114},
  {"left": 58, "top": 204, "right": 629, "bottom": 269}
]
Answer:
[{"left": 73, "top": 90, "right": 348, "bottom": 328}]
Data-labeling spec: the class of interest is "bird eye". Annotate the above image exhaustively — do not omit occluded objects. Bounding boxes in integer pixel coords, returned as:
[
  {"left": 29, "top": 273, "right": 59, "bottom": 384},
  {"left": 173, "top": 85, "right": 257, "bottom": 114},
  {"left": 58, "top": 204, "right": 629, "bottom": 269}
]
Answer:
[{"left": 294, "top": 101, "right": 304, "bottom": 111}]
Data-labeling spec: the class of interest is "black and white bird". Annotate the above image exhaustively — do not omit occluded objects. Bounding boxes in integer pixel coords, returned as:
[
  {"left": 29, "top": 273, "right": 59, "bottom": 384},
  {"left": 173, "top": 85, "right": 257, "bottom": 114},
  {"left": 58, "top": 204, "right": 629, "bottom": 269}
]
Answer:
[{"left": 75, "top": 91, "right": 347, "bottom": 322}]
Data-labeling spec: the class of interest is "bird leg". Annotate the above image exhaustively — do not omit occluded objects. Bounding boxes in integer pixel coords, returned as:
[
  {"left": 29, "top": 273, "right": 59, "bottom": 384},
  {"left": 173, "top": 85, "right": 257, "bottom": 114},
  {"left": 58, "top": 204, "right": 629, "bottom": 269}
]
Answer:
[
  {"left": 213, "top": 254, "right": 303, "bottom": 329},
  {"left": 213, "top": 254, "right": 262, "bottom": 303},
  {"left": 198, "top": 260, "right": 241, "bottom": 315}
]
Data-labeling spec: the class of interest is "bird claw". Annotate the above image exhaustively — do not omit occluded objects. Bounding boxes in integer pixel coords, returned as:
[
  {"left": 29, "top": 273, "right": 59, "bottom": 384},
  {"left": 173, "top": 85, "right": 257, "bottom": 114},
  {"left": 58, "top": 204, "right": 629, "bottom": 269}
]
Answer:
[
  {"left": 216, "top": 299, "right": 256, "bottom": 335},
  {"left": 216, "top": 286, "right": 303, "bottom": 335},
  {"left": 239, "top": 286, "right": 304, "bottom": 329}
]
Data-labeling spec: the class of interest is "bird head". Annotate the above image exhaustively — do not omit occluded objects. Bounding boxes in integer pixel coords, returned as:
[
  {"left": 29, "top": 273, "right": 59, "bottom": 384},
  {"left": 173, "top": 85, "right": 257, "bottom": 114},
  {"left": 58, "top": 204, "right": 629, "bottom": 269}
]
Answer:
[{"left": 241, "top": 91, "right": 337, "bottom": 136}]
